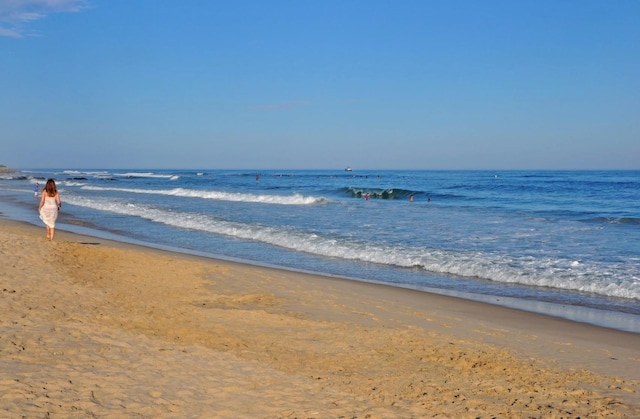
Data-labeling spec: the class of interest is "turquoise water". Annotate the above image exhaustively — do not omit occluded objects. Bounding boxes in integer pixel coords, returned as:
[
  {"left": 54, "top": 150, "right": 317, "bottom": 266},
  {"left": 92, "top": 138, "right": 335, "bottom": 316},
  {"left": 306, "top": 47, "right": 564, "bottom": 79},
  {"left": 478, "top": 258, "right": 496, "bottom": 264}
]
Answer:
[{"left": 2, "top": 169, "right": 639, "bottom": 331}]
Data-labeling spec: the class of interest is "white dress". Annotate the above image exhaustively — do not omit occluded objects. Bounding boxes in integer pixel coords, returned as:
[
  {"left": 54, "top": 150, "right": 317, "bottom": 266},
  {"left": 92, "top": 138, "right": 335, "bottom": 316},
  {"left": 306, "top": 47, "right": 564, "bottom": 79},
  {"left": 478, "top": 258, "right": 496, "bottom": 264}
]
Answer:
[{"left": 39, "top": 195, "right": 59, "bottom": 228}]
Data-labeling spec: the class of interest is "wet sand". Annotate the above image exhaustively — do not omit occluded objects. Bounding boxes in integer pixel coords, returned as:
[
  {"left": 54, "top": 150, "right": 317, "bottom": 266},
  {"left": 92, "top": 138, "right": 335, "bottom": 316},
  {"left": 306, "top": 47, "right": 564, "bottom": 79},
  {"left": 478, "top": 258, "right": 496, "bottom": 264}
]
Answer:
[{"left": 1, "top": 219, "right": 638, "bottom": 418}]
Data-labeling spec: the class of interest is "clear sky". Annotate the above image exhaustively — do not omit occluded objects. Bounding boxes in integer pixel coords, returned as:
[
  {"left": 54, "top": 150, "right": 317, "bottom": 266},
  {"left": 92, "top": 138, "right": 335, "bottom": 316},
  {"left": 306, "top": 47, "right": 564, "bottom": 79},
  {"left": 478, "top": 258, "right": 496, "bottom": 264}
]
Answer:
[{"left": 1, "top": 0, "right": 639, "bottom": 170}]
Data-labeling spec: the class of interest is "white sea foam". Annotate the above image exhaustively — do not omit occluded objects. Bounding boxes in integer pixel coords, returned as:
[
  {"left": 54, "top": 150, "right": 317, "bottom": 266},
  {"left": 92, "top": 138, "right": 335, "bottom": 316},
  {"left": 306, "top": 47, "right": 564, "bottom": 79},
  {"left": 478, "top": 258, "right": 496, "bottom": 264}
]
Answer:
[
  {"left": 113, "top": 172, "right": 176, "bottom": 179},
  {"left": 80, "top": 185, "right": 326, "bottom": 205},
  {"left": 62, "top": 170, "right": 110, "bottom": 177},
  {"left": 64, "top": 195, "right": 640, "bottom": 301},
  {"left": 61, "top": 181, "right": 86, "bottom": 187}
]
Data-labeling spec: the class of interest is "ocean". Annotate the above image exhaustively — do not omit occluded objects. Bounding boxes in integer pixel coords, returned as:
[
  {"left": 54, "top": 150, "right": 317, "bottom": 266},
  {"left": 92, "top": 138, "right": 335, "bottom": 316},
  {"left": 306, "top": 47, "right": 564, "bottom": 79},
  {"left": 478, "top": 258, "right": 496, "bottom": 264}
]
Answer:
[{"left": 2, "top": 169, "right": 639, "bottom": 332}]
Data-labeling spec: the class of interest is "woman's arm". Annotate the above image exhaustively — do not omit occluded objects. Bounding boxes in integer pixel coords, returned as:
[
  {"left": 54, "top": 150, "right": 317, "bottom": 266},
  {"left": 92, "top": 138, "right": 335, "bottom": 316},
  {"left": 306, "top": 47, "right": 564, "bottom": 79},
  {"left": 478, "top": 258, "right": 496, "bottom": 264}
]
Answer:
[
  {"left": 56, "top": 193, "right": 61, "bottom": 210},
  {"left": 38, "top": 192, "right": 45, "bottom": 211}
]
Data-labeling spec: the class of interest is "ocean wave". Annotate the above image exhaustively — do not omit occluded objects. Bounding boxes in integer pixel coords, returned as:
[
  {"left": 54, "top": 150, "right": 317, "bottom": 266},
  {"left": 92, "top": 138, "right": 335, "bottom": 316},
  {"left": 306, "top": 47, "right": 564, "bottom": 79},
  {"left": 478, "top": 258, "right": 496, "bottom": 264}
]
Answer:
[
  {"left": 0, "top": 175, "right": 28, "bottom": 180},
  {"left": 582, "top": 217, "right": 640, "bottom": 225},
  {"left": 64, "top": 195, "right": 640, "bottom": 301},
  {"left": 61, "top": 181, "right": 87, "bottom": 187},
  {"left": 60, "top": 170, "right": 179, "bottom": 180},
  {"left": 80, "top": 185, "right": 326, "bottom": 205},
  {"left": 62, "top": 170, "right": 110, "bottom": 177},
  {"left": 113, "top": 172, "right": 177, "bottom": 179},
  {"left": 340, "top": 187, "right": 422, "bottom": 200}
]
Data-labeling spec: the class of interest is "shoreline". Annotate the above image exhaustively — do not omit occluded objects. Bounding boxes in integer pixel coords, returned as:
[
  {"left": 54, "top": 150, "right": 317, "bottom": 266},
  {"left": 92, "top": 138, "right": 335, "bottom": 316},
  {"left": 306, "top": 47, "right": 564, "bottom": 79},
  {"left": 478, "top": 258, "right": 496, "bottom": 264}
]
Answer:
[
  {"left": 9, "top": 203, "right": 640, "bottom": 334},
  {"left": 1, "top": 218, "right": 639, "bottom": 417}
]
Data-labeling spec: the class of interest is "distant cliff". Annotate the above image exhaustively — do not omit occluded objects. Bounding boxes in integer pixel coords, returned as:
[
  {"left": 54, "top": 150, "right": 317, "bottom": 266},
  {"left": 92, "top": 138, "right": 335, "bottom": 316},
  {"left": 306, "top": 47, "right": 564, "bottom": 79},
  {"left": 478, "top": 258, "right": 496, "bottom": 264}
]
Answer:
[{"left": 0, "top": 165, "right": 18, "bottom": 174}]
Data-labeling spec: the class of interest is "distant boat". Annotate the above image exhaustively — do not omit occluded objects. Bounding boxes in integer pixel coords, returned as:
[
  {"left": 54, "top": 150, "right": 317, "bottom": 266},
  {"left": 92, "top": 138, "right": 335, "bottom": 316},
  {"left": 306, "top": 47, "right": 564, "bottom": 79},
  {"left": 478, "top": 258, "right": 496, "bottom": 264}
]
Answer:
[{"left": 345, "top": 166, "right": 353, "bottom": 172}]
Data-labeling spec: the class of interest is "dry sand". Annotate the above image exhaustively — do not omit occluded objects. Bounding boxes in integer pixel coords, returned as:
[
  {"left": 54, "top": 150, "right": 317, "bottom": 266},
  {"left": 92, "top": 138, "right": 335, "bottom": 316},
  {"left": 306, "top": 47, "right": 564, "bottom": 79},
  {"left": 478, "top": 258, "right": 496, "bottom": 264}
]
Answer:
[{"left": 1, "top": 219, "right": 639, "bottom": 418}]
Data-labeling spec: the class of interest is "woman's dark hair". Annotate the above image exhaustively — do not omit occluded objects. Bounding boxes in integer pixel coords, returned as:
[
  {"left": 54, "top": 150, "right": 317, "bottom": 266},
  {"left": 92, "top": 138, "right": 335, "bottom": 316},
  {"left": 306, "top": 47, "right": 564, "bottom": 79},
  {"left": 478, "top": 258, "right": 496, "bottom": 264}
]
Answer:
[{"left": 44, "top": 179, "right": 57, "bottom": 197}]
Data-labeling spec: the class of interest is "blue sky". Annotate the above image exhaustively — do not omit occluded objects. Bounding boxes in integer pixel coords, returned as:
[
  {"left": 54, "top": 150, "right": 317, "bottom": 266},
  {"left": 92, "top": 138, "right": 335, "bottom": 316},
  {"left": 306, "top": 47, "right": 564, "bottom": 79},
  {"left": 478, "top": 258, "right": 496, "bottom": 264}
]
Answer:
[{"left": 1, "top": 0, "right": 639, "bottom": 170}]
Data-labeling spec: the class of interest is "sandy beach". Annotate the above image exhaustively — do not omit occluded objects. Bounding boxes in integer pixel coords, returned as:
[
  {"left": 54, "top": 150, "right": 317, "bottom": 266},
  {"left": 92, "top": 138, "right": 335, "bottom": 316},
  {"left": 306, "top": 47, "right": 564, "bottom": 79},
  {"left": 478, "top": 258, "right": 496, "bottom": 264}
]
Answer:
[{"left": 1, "top": 219, "right": 638, "bottom": 418}]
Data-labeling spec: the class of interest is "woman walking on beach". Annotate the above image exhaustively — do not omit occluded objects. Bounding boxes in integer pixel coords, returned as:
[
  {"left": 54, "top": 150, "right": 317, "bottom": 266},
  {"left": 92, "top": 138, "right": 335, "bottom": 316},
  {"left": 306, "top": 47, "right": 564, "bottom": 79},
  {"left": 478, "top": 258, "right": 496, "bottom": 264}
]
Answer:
[{"left": 38, "top": 178, "right": 61, "bottom": 240}]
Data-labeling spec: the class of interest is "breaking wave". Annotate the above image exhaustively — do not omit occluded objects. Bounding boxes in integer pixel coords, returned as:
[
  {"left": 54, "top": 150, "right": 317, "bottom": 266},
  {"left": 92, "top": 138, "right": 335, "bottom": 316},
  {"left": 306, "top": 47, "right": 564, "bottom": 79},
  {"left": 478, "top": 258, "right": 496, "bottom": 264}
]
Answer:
[{"left": 80, "top": 185, "right": 326, "bottom": 205}]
